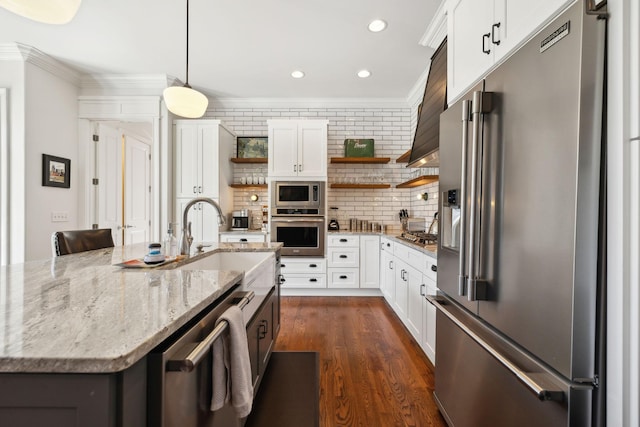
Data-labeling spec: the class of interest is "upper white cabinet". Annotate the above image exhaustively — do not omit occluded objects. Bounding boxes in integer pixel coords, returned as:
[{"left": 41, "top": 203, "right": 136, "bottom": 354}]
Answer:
[
  {"left": 173, "top": 119, "right": 234, "bottom": 243},
  {"left": 267, "top": 120, "right": 328, "bottom": 179},
  {"left": 447, "top": 0, "right": 575, "bottom": 102}
]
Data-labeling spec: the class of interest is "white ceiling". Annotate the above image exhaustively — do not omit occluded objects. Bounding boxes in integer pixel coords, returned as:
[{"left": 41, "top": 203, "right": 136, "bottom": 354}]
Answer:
[{"left": 0, "top": 0, "right": 442, "bottom": 100}]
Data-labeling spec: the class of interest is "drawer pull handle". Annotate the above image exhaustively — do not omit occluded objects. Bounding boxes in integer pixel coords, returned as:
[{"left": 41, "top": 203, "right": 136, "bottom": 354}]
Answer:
[
  {"left": 420, "top": 284, "right": 426, "bottom": 296},
  {"left": 340, "top": 275, "right": 348, "bottom": 279},
  {"left": 309, "top": 263, "right": 317, "bottom": 268},
  {"left": 309, "top": 278, "right": 318, "bottom": 282},
  {"left": 339, "top": 255, "right": 348, "bottom": 259},
  {"left": 240, "top": 238, "right": 248, "bottom": 242},
  {"left": 340, "top": 238, "right": 348, "bottom": 242},
  {"left": 281, "top": 264, "right": 286, "bottom": 268}
]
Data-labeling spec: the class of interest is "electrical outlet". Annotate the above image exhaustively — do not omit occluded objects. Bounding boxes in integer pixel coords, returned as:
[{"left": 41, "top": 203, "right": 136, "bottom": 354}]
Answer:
[{"left": 51, "top": 211, "right": 69, "bottom": 222}]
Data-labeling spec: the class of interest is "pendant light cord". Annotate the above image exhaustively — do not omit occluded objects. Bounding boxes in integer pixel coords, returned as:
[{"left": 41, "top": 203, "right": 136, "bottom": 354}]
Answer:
[{"left": 185, "top": 0, "right": 190, "bottom": 87}]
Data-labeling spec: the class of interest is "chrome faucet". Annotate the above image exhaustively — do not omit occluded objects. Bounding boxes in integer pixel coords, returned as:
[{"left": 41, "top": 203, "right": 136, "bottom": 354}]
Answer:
[{"left": 180, "top": 197, "right": 227, "bottom": 255}]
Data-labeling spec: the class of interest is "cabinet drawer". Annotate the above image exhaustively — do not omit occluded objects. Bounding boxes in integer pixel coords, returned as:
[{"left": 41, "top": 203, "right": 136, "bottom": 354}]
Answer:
[
  {"left": 424, "top": 257, "right": 438, "bottom": 282},
  {"left": 220, "top": 234, "right": 266, "bottom": 243},
  {"left": 394, "top": 244, "right": 425, "bottom": 271},
  {"left": 380, "top": 237, "right": 394, "bottom": 252},
  {"left": 327, "top": 268, "right": 359, "bottom": 288},
  {"left": 280, "top": 273, "right": 326, "bottom": 289},
  {"left": 327, "top": 248, "right": 359, "bottom": 268},
  {"left": 327, "top": 235, "right": 359, "bottom": 247},
  {"left": 280, "top": 257, "right": 326, "bottom": 274}
]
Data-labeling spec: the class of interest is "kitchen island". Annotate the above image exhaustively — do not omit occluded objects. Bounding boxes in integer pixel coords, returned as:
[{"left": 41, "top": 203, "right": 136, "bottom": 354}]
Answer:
[{"left": 0, "top": 241, "right": 282, "bottom": 426}]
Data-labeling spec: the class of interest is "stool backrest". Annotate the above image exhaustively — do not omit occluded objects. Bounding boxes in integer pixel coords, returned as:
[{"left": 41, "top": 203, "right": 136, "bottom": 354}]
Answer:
[{"left": 51, "top": 229, "right": 114, "bottom": 256}]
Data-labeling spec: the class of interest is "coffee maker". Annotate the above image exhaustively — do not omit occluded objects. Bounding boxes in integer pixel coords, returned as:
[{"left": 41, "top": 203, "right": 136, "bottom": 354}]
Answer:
[{"left": 231, "top": 210, "right": 249, "bottom": 230}]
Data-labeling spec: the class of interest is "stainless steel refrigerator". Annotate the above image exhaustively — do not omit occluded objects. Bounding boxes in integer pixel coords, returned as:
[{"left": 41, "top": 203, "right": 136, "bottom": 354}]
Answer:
[{"left": 432, "top": 2, "right": 607, "bottom": 426}]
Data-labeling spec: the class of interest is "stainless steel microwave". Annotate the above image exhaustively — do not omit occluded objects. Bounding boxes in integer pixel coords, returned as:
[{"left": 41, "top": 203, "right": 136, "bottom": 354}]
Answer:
[{"left": 271, "top": 181, "right": 325, "bottom": 215}]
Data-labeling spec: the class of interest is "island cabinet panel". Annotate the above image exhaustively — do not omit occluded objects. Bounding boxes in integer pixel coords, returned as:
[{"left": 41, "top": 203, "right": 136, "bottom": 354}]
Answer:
[{"left": 0, "top": 358, "right": 147, "bottom": 427}]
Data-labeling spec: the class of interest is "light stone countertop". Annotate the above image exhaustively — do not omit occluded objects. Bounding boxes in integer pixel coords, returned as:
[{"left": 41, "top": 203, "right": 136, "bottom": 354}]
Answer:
[{"left": 0, "top": 242, "right": 282, "bottom": 374}]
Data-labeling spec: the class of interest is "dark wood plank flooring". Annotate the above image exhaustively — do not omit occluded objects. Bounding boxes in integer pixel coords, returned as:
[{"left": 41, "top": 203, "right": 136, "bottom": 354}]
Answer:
[{"left": 274, "top": 296, "right": 447, "bottom": 427}]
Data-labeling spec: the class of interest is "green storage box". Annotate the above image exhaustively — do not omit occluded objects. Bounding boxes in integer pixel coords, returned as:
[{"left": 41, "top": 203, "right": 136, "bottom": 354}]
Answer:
[{"left": 344, "top": 139, "right": 374, "bottom": 157}]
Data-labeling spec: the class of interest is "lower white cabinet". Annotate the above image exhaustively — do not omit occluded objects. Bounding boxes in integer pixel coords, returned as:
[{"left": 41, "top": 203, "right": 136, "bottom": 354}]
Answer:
[
  {"left": 421, "top": 256, "right": 438, "bottom": 365},
  {"left": 176, "top": 199, "right": 221, "bottom": 243},
  {"left": 380, "top": 238, "right": 395, "bottom": 303},
  {"left": 327, "top": 234, "right": 380, "bottom": 289},
  {"left": 280, "top": 257, "right": 326, "bottom": 289}
]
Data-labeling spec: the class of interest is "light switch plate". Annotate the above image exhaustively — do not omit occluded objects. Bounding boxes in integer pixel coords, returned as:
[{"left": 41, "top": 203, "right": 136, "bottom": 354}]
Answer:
[{"left": 51, "top": 211, "right": 69, "bottom": 222}]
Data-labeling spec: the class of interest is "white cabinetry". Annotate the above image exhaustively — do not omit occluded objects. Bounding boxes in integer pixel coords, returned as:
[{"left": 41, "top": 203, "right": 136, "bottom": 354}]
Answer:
[
  {"left": 327, "top": 234, "right": 381, "bottom": 289},
  {"left": 267, "top": 120, "right": 328, "bottom": 179},
  {"left": 174, "top": 120, "right": 234, "bottom": 243},
  {"left": 359, "top": 235, "right": 380, "bottom": 289},
  {"left": 447, "top": 0, "right": 575, "bottom": 102},
  {"left": 280, "top": 257, "right": 326, "bottom": 289},
  {"left": 380, "top": 238, "right": 395, "bottom": 304},
  {"left": 421, "top": 257, "right": 438, "bottom": 365},
  {"left": 394, "top": 244, "right": 425, "bottom": 342}
]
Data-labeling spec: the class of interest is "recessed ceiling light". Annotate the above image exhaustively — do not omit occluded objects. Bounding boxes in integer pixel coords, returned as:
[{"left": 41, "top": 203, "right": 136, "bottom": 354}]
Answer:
[
  {"left": 368, "top": 19, "right": 387, "bottom": 32},
  {"left": 291, "top": 70, "right": 305, "bottom": 79},
  {"left": 357, "top": 70, "right": 371, "bottom": 78}
]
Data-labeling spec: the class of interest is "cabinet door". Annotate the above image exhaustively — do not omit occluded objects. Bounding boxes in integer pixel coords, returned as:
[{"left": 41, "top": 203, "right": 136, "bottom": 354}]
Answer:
[
  {"left": 423, "top": 278, "right": 437, "bottom": 364},
  {"left": 200, "top": 202, "right": 220, "bottom": 243},
  {"left": 198, "top": 125, "right": 220, "bottom": 198},
  {"left": 175, "top": 125, "right": 200, "bottom": 198},
  {"left": 177, "top": 198, "right": 202, "bottom": 242},
  {"left": 447, "top": 0, "right": 494, "bottom": 103},
  {"left": 493, "top": 0, "right": 575, "bottom": 62},
  {"left": 380, "top": 250, "right": 395, "bottom": 304},
  {"left": 297, "top": 122, "right": 327, "bottom": 177},
  {"left": 360, "top": 235, "right": 380, "bottom": 289},
  {"left": 405, "top": 265, "right": 424, "bottom": 343},
  {"left": 394, "top": 260, "right": 409, "bottom": 323},
  {"left": 269, "top": 122, "right": 299, "bottom": 177}
]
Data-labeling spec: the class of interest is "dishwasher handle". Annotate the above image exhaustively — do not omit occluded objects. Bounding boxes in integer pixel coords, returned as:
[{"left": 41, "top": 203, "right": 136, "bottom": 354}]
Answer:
[{"left": 166, "top": 291, "right": 255, "bottom": 372}]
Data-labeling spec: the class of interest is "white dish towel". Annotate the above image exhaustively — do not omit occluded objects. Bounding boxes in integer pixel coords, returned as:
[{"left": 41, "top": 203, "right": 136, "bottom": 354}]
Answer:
[{"left": 210, "top": 305, "right": 254, "bottom": 418}]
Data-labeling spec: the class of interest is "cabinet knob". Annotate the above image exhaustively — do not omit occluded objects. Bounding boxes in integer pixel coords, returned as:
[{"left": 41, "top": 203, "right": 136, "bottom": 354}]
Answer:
[{"left": 431, "top": 265, "right": 437, "bottom": 272}]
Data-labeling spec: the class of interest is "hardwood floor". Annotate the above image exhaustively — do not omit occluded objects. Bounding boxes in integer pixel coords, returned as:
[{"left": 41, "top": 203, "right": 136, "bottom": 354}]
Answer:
[{"left": 274, "top": 296, "right": 447, "bottom": 427}]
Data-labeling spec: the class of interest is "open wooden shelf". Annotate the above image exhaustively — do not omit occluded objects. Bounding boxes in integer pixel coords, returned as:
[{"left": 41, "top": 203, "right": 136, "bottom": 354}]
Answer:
[
  {"left": 330, "top": 183, "right": 391, "bottom": 189},
  {"left": 230, "top": 184, "right": 268, "bottom": 189},
  {"left": 396, "top": 150, "right": 411, "bottom": 163},
  {"left": 230, "top": 157, "right": 268, "bottom": 164},
  {"left": 395, "top": 175, "right": 438, "bottom": 188},
  {"left": 330, "top": 157, "right": 391, "bottom": 164}
]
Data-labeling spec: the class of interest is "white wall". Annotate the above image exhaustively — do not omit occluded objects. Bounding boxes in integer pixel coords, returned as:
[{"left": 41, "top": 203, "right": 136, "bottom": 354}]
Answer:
[{"left": 24, "top": 62, "right": 79, "bottom": 261}]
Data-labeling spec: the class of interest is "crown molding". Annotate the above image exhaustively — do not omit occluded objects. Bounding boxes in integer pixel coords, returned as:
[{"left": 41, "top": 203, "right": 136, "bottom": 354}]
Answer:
[
  {"left": 208, "top": 97, "right": 411, "bottom": 110},
  {"left": 0, "top": 42, "right": 81, "bottom": 86},
  {"left": 81, "top": 74, "right": 179, "bottom": 92},
  {"left": 419, "top": 0, "right": 447, "bottom": 49}
]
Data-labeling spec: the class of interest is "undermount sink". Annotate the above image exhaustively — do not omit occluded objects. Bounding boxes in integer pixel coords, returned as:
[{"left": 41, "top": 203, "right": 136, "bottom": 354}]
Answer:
[{"left": 179, "top": 251, "right": 275, "bottom": 321}]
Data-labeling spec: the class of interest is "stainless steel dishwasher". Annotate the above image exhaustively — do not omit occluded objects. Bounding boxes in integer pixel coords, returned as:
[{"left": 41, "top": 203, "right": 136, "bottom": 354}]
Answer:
[{"left": 148, "top": 286, "right": 255, "bottom": 427}]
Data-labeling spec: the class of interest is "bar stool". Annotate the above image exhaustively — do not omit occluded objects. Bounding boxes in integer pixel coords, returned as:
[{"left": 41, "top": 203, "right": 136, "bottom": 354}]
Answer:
[{"left": 51, "top": 228, "right": 114, "bottom": 256}]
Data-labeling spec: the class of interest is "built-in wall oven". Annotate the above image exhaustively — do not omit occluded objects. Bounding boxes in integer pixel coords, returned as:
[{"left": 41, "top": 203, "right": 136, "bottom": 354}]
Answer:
[
  {"left": 271, "top": 181, "right": 325, "bottom": 256},
  {"left": 270, "top": 216, "right": 325, "bottom": 256}
]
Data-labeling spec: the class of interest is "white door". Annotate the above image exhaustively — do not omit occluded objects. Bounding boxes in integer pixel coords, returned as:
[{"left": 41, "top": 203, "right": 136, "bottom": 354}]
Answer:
[
  {"left": 297, "top": 122, "right": 327, "bottom": 177},
  {"left": 124, "top": 136, "right": 151, "bottom": 245},
  {"left": 96, "top": 124, "right": 151, "bottom": 245},
  {"left": 268, "top": 122, "right": 298, "bottom": 177}
]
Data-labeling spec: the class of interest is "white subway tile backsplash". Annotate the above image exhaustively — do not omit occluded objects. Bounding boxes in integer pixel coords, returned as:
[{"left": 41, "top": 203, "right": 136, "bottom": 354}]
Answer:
[{"left": 203, "top": 104, "right": 438, "bottom": 229}]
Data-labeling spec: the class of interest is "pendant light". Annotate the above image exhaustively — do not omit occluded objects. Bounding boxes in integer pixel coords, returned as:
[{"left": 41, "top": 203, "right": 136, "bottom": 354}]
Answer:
[
  {"left": 0, "top": 0, "right": 81, "bottom": 24},
  {"left": 163, "top": 0, "right": 208, "bottom": 118}
]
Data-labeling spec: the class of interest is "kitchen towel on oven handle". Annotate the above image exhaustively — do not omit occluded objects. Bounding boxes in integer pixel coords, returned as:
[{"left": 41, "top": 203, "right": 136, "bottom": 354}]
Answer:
[{"left": 210, "top": 305, "right": 254, "bottom": 417}]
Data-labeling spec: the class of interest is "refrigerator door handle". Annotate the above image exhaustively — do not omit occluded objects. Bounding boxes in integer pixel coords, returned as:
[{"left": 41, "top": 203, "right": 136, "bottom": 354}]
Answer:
[
  {"left": 467, "top": 91, "right": 492, "bottom": 301},
  {"left": 428, "top": 295, "right": 566, "bottom": 402},
  {"left": 458, "top": 100, "right": 472, "bottom": 297}
]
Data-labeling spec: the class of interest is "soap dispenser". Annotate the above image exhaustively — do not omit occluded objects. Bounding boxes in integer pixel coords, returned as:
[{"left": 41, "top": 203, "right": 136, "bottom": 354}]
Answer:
[{"left": 163, "top": 222, "right": 178, "bottom": 259}]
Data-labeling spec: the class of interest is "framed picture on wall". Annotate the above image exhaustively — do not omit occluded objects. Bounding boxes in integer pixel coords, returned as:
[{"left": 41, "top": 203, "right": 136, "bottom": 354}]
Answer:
[
  {"left": 42, "top": 154, "right": 71, "bottom": 188},
  {"left": 237, "top": 136, "right": 268, "bottom": 158}
]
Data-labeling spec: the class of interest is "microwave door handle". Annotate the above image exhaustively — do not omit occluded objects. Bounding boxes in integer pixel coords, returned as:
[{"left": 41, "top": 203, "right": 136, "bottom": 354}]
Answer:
[{"left": 458, "top": 99, "right": 471, "bottom": 297}]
